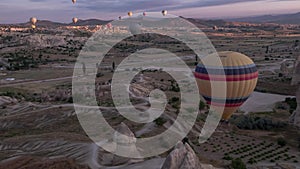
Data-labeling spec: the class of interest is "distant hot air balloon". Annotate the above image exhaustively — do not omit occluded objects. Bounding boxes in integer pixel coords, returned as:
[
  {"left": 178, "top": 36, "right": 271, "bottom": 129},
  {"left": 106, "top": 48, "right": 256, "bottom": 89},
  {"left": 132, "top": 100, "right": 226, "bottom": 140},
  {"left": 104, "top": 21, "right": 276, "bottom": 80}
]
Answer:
[
  {"left": 194, "top": 51, "right": 258, "bottom": 120},
  {"left": 162, "top": 10, "right": 167, "bottom": 16},
  {"left": 128, "top": 11, "right": 133, "bottom": 17},
  {"left": 143, "top": 12, "right": 146, "bottom": 16},
  {"left": 30, "top": 17, "right": 37, "bottom": 25},
  {"left": 106, "top": 23, "right": 112, "bottom": 29},
  {"left": 72, "top": 0, "right": 76, "bottom": 4},
  {"left": 72, "top": 17, "right": 78, "bottom": 24},
  {"left": 31, "top": 24, "right": 36, "bottom": 29},
  {"left": 129, "top": 23, "right": 142, "bottom": 35}
]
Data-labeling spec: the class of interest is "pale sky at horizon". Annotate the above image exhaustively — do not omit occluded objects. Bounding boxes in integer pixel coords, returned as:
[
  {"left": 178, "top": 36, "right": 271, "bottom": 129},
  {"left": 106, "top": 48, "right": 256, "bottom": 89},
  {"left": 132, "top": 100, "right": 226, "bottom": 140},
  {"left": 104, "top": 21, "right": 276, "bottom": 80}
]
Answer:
[{"left": 1, "top": 0, "right": 300, "bottom": 24}]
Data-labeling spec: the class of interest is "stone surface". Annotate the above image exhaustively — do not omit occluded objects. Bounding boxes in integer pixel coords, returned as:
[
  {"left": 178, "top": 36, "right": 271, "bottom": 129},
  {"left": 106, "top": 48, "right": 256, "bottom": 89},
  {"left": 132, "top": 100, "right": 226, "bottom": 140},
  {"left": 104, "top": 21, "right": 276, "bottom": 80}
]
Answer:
[
  {"left": 290, "top": 87, "right": 300, "bottom": 127},
  {"left": 162, "top": 142, "right": 220, "bottom": 169}
]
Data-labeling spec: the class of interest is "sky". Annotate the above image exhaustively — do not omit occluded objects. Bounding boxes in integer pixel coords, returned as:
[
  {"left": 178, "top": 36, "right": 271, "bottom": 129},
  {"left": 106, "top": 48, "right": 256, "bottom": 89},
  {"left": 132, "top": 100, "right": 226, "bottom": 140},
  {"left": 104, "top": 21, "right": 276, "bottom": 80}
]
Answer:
[{"left": 1, "top": 0, "right": 300, "bottom": 23}]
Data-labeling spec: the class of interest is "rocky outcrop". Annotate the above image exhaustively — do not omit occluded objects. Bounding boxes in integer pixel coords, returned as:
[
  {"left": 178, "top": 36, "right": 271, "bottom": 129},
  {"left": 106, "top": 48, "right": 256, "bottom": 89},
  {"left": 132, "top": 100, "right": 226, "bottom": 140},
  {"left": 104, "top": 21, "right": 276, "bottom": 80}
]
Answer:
[
  {"left": 289, "top": 87, "right": 300, "bottom": 128},
  {"left": 290, "top": 55, "right": 300, "bottom": 128},
  {"left": 0, "top": 96, "right": 17, "bottom": 106},
  {"left": 110, "top": 122, "right": 140, "bottom": 164},
  {"left": 162, "top": 142, "right": 220, "bottom": 169},
  {"left": 23, "top": 34, "right": 67, "bottom": 48}
]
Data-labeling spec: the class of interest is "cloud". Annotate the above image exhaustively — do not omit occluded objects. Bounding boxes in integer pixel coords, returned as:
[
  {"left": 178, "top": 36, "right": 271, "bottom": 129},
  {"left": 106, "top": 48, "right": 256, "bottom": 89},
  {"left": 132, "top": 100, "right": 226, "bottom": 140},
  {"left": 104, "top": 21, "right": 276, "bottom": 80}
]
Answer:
[
  {"left": 0, "top": 0, "right": 299, "bottom": 23},
  {"left": 74, "top": 0, "right": 265, "bottom": 12}
]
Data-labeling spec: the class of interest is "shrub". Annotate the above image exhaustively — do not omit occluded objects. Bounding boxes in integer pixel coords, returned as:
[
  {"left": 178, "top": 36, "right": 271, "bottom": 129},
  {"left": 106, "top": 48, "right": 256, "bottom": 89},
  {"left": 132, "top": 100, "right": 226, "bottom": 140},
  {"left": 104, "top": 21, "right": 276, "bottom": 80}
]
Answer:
[
  {"left": 223, "top": 155, "right": 233, "bottom": 161},
  {"left": 277, "top": 138, "right": 287, "bottom": 147},
  {"left": 231, "top": 158, "right": 246, "bottom": 169},
  {"left": 154, "top": 117, "right": 166, "bottom": 126},
  {"left": 199, "top": 101, "right": 206, "bottom": 110}
]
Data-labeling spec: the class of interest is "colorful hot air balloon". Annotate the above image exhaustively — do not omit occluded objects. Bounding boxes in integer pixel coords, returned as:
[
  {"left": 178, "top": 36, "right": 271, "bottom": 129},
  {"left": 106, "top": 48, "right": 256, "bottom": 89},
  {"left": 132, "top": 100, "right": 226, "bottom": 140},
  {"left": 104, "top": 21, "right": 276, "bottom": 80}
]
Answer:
[
  {"left": 72, "top": 17, "right": 78, "bottom": 24},
  {"left": 194, "top": 51, "right": 258, "bottom": 120},
  {"left": 30, "top": 17, "right": 37, "bottom": 25},
  {"left": 72, "top": 0, "right": 76, "bottom": 4},
  {"left": 162, "top": 10, "right": 167, "bottom": 16},
  {"left": 128, "top": 11, "right": 133, "bottom": 17}
]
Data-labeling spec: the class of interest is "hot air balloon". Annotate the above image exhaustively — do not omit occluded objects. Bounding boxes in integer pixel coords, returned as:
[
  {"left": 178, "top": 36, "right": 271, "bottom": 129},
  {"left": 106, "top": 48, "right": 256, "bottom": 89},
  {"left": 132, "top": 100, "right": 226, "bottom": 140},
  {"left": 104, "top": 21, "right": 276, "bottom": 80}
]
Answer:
[
  {"left": 72, "top": 0, "right": 76, "bottom": 4},
  {"left": 31, "top": 24, "right": 36, "bottom": 29},
  {"left": 162, "top": 10, "right": 167, "bottom": 16},
  {"left": 129, "top": 23, "right": 142, "bottom": 35},
  {"left": 106, "top": 23, "right": 112, "bottom": 29},
  {"left": 194, "top": 51, "right": 258, "bottom": 120},
  {"left": 30, "top": 17, "right": 37, "bottom": 25},
  {"left": 143, "top": 12, "right": 146, "bottom": 16},
  {"left": 128, "top": 11, "right": 133, "bottom": 17},
  {"left": 72, "top": 17, "right": 78, "bottom": 24}
]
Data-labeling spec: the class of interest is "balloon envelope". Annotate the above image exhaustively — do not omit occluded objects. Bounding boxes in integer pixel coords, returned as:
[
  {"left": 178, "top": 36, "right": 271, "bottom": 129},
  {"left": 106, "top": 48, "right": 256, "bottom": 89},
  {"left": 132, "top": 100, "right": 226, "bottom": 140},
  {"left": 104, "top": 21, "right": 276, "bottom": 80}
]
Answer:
[
  {"left": 128, "top": 11, "right": 133, "bottom": 17},
  {"left": 162, "top": 10, "right": 167, "bottom": 16},
  {"left": 72, "top": 17, "right": 78, "bottom": 24},
  {"left": 31, "top": 24, "right": 36, "bottom": 29},
  {"left": 72, "top": 0, "right": 76, "bottom": 4},
  {"left": 194, "top": 51, "right": 258, "bottom": 120},
  {"left": 30, "top": 17, "right": 37, "bottom": 25},
  {"left": 129, "top": 23, "right": 142, "bottom": 35}
]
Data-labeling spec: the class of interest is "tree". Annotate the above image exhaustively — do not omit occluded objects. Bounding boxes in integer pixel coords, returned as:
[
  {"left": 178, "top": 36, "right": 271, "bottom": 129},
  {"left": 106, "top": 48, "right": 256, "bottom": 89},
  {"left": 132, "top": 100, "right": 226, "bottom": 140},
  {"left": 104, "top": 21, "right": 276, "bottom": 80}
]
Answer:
[
  {"left": 231, "top": 158, "right": 246, "bottom": 169},
  {"left": 265, "top": 46, "right": 269, "bottom": 54},
  {"left": 277, "top": 137, "right": 287, "bottom": 147},
  {"left": 199, "top": 101, "right": 206, "bottom": 110},
  {"left": 112, "top": 61, "right": 115, "bottom": 71}
]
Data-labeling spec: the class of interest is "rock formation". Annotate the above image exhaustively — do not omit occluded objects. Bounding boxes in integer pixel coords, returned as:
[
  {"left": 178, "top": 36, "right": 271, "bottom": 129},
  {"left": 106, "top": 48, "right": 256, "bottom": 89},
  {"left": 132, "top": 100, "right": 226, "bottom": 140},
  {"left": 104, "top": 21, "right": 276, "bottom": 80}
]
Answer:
[
  {"left": 290, "top": 55, "right": 300, "bottom": 127},
  {"left": 162, "top": 142, "right": 219, "bottom": 169},
  {"left": 289, "top": 87, "right": 300, "bottom": 127},
  {"left": 113, "top": 122, "right": 139, "bottom": 158}
]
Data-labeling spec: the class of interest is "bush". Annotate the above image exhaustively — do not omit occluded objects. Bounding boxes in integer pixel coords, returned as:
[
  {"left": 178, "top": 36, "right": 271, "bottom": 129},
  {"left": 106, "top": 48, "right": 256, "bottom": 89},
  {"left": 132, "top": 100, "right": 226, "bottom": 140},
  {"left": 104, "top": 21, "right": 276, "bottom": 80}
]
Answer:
[
  {"left": 284, "top": 97, "right": 297, "bottom": 112},
  {"left": 231, "top": 158, "right": 246, "bottom": 169},
  {"left": 230, "top": 115, "right": 287, "bottom": 130},
  {"left": 277, "top": 138, "right": 287, "bottom": 147},
  {"left": 154, "top": 117, "right": 166, "bottom": 126},
  {"left": 199, "top": 101, "right": 206, "bottom": 110},
  {"left": 223, "top": 155, "right": 233, "bottom": 161}
]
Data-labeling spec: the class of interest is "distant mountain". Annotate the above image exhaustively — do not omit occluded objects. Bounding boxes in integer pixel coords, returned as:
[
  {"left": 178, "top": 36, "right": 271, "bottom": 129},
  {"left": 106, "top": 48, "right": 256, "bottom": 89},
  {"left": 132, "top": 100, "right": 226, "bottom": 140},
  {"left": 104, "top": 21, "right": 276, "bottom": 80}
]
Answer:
[
  {"left": 70, "top": 19, "right": 111, "bottom": 26},
  {"left": 0, "top": 19, "right": 111, "bottom": 28},
  {"left": 185, "top": 18, "right": 228, "bottom": 28},
  {"left": 227, "top": 12, "right": 300, "bottom": 24}
]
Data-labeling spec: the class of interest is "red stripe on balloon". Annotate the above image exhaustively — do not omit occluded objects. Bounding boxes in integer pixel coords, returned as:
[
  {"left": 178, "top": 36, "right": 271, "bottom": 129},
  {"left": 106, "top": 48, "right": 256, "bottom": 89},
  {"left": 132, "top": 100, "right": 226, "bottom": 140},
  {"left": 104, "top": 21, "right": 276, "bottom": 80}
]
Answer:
[{"left": 206, "top": 101, "right": 244, "bottom": 107}]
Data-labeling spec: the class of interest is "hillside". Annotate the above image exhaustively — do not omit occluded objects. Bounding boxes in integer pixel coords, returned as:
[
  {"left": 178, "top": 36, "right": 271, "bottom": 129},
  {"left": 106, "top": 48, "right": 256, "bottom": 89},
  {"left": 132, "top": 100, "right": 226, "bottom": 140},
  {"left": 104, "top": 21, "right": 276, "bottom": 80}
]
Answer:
[
  {"left": 0, "top": 19, "right": 111, "bottom": 28},
  {"left": 227, "top": 12, "right": 300, "bottom": 24}
]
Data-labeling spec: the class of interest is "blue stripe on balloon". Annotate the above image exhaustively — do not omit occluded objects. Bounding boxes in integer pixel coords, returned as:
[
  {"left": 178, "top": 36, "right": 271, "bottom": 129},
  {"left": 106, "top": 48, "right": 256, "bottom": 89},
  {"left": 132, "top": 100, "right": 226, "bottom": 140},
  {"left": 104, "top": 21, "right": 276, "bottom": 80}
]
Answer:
[
  {"left": 196, "top": 63, "right": 256, "bottom": 69},
  {"left": 195, "top": 64, "right": 257, "bottom": 75}
]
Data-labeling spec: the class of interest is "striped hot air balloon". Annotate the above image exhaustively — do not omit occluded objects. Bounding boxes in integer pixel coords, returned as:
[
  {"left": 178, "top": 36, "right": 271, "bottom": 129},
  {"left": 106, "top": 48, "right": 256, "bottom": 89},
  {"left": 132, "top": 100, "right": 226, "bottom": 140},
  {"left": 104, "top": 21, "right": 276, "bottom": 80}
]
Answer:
[{"left": 194, "top": 51, "right": 258, "bottom": 120}]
